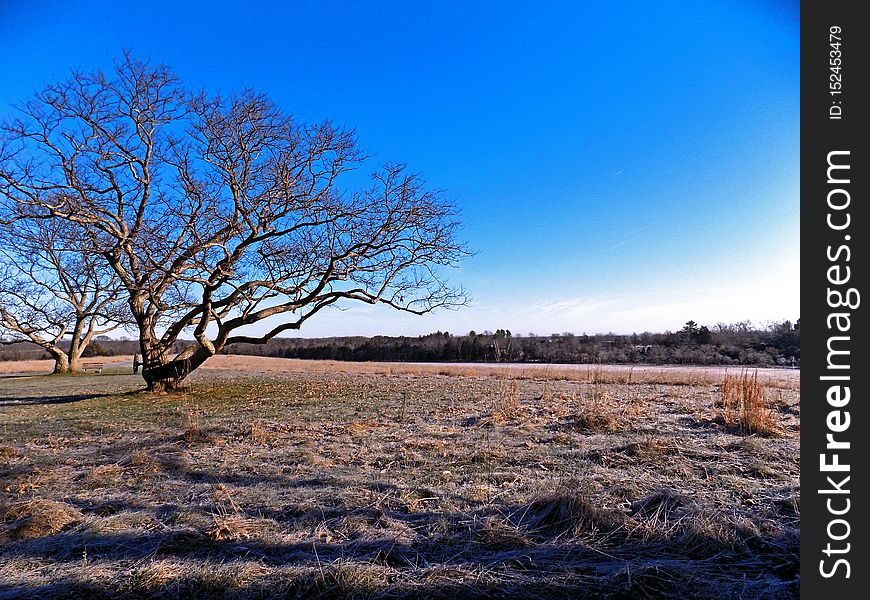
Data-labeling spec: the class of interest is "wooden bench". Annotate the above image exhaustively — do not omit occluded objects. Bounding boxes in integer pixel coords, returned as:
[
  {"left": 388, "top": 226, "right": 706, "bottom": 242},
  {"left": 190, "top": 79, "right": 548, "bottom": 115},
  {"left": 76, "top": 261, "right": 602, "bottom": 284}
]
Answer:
[{"left": 81, "top": 361, "right": 104, "bottom": 373}]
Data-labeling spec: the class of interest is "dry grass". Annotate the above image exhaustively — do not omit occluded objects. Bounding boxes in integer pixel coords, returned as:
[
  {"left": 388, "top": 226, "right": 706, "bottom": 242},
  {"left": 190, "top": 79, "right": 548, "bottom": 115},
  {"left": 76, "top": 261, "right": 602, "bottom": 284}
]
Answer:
[
  {"left": 720, "top": 370, "right": 782, "bottom": 436},
  {"left": 0, "top": 359, "right": 56, "bottom": 374},
  {"left": 512, "top": 493, "right": 626, "bottom": 539},
  {"left": 490, "top": 379, "right": 520, "bottom": 421},
  {"left": 0, "top": 356, "right": 133, "bottom": 374},
  {"left": 0, "top": 499, "right": 82, "bottom": 541},
  {"left": 194, "top": 354, "right": 800, "bottom": 388},
  {"left": 0, "top": 354, "right": 801, "bottom": 390},
  {"left": 0, "top": 358, "right": 799, "bottom": 598}
]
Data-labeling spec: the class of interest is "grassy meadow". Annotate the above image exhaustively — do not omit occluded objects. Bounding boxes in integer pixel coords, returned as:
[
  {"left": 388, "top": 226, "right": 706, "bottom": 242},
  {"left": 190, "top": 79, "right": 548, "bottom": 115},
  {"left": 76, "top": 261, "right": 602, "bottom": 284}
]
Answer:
[{"left": 0, "top": 357, "right": 800, "bottom": 598}]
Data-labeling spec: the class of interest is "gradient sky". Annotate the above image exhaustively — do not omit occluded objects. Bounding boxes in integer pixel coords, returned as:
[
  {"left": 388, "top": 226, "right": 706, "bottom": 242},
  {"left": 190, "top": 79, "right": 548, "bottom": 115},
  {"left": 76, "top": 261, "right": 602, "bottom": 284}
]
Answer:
[{"left": 0, "top": 0, "right": 799, "bottom": 337}]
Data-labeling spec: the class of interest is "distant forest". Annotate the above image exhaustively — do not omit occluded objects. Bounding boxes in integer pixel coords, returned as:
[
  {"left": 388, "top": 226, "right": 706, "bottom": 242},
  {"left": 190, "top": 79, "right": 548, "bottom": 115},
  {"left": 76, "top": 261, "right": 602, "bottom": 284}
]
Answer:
[{"left": 1, "top": 320, "right": 799, "bottom": 367}]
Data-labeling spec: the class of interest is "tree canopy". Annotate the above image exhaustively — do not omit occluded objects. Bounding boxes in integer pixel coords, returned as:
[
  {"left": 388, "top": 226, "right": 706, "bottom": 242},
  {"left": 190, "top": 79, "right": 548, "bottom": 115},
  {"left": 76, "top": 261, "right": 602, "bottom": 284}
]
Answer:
[{"left": 0, "top": 53, "right": 469, "bottom": 389}]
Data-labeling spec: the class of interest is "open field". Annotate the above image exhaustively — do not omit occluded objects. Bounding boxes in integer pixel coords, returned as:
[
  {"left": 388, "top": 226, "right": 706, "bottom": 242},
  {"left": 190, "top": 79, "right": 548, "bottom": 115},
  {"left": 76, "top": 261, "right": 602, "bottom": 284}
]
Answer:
[
  {"left": 0, "top": 357, "right": 799, "bottom": 598},
  {"left": 1, "top": 354, "right": 800, "bottom": 387}
]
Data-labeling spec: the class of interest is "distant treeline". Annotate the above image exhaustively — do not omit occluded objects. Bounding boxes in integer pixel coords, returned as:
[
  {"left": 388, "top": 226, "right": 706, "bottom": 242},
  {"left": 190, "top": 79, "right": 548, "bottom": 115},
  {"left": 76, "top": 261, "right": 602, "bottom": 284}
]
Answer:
[
  {"left": 2, "top": 320, "right": 799, "bottom": 367},
  {"left": 0, "top": 339, "right": 147, "bottom": 362},
  {"left": 224, "top": 320, "right": 800, "bottom": 367}
]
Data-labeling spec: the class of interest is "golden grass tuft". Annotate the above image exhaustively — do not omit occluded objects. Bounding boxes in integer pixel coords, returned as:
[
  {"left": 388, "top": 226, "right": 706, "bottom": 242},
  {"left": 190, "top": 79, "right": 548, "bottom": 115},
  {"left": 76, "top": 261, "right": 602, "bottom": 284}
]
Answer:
[
  {"left": 1, "top": 499, "right": 82, "bottom": 540},
  {"left": 182, "top": 402, "right": 217, "bottom": 443},
  {"left": 474, "top": 516, "right": 532, "bottom": 549},
  {"left": 206, "top": 514, "right": 270, "bottom": 541},
  {"left": 294, "top": 449, "right": 335, "bottom": 468},
  {"left": 720, "top": 370, "right": 782, "bottom": 437},
  {"left": 567, "top": 390, "right": 622, "bottom": 433},
  {"left": 124, "top": 561, "right": 184, "bottom": 593},
  {"left": 120, "top": 450, "right": 162, "bottom": 474},
  {"left": 491, "top": 379, "right": 521, "bottom": 420},
  {"left": 572, "top": 412, "right": 620, "bottom": 432},
  {"left": 622, "top": 437, "right": 670, "bottom": 459},
  {"left": 87, "top": 463, "right": 124, "bottom": 486}
]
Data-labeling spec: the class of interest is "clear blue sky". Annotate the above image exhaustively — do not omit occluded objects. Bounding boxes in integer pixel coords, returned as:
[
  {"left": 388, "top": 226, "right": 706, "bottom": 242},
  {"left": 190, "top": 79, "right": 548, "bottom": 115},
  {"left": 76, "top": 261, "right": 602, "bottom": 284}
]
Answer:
[{"left": 0, "top": 0, "right": 799, "bottom": 337}]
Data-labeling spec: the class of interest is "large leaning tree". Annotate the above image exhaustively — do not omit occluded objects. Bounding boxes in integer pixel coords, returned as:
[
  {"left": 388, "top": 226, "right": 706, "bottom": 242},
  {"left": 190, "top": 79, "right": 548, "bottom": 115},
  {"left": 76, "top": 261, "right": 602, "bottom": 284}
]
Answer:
[
  {"left": 0, "top": 214, "right": 127, "bottom": 373},
  {"left": 0, "top": 54, "right": 468, "bottom": 390}
]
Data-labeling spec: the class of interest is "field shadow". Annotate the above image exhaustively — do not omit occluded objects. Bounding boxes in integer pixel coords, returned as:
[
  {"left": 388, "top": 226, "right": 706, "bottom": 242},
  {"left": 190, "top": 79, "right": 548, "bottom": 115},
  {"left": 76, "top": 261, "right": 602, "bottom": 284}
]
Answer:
[
  {"left": 0, "top": 373, "right": 50, "bottom": 380},
  {"left": 0, "top": 392, "right": 118, "bottom": 407},
  {"left": 0, "top": 486, "right": 800, "bottom": 599}
]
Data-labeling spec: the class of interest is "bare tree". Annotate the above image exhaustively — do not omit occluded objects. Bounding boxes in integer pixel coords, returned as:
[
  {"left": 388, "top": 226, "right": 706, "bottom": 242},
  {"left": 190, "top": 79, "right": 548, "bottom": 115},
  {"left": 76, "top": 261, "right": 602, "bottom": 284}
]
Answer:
[
  {"left": 0, "top": 54, "right": 468, "bottom": 390},
  {"left": 0, "top": 215, "right": 126, "bottom": 372}
]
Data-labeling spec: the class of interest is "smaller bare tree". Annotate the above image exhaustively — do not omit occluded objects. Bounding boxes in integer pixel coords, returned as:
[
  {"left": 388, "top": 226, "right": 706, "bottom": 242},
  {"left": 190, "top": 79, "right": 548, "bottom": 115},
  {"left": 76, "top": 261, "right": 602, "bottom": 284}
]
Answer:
[{"left": 0, "top": 215, "right": 126, "bottom": 372}]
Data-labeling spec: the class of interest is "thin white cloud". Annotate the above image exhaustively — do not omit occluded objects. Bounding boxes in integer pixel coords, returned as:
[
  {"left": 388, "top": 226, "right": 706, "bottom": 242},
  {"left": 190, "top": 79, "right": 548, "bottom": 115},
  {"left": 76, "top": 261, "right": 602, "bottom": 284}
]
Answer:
[{"left": 522, "top": 297, "right": 617, "bottom": 317}]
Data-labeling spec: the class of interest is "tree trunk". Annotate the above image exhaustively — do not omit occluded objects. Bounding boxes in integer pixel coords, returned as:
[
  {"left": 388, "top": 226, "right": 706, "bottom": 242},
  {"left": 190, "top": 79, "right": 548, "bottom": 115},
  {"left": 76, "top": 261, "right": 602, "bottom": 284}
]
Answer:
[
  {"left": 135, "top": 308, "right": 218, "bottom": 391},
  {"left": 141, "top": 345, "right": 213, "bottom": 391},
  {"left": 51, "top": 350, "right": 70, "bottom": 374},
  {"left": 68, "top": 335, "right": 83, "bottom": 373}
]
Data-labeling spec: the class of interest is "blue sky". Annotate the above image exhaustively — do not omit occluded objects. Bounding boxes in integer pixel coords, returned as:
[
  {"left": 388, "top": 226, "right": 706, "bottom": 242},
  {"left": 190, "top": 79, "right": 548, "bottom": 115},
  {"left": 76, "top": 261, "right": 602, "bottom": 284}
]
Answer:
[{"left": 0, "top": 1, "right": 799, "bottom": 337}]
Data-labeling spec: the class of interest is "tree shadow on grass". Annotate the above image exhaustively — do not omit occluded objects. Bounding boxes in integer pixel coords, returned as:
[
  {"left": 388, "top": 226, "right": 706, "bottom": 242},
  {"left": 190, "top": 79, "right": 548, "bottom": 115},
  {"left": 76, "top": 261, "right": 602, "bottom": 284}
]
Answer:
[{"left": 0, "top": 393, "right": 119, "bottom": 407}]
